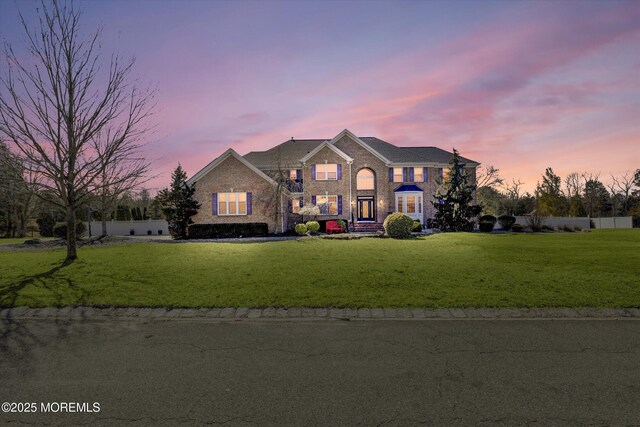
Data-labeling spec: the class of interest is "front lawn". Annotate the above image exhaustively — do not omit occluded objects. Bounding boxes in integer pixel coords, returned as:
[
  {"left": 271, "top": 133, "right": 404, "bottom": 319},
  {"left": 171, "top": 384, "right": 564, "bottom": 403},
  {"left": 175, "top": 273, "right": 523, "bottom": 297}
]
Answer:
[{"left": 1, "top": 230, "right": 638, "bottom": 308}]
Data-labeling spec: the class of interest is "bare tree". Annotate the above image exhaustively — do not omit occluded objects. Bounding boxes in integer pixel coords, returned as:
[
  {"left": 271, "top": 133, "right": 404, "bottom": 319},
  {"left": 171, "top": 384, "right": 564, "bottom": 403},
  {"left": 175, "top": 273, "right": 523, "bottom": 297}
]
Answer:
[
  {"left": 502, "top": 178, "right": 524, "bottom": 215},
  {"left": 611, "top": 171, "right": 635, "bottom": 216},
  {"left": 476, "top": 165, "right": 504, "bottom": 188},
  {"left": 261, "top": 146, "right": 298, "bottom": 233},
  {"left": 563, "top": 172, "right": 583, "bottom": 200},
  {"left": 0, "top": 1, "right": 154, "bottom": 259},
  {"left": 91, "top": 128, "right": 151, "bottom": 237}
]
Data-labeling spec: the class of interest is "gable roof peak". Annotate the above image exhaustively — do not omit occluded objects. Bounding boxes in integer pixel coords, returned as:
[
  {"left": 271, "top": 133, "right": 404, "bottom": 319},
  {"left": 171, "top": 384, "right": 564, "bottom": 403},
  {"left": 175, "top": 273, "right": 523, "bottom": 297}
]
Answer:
[
  {"left": 187, "top": 148, "right": 280, "bottom": 187},
  {"left": 299, "top": 140, "right": 354, "bottom": 163},
  {"left": 327, "top": 129, "right": 391, "bottom": 164}
]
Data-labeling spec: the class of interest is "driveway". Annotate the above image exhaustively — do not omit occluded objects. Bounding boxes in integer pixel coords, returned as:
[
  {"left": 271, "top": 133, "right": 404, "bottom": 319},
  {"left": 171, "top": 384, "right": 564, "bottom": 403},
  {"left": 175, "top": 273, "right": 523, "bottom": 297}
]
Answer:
[{"left": 1, "top": 318, "right": 639, "bottom": 425}]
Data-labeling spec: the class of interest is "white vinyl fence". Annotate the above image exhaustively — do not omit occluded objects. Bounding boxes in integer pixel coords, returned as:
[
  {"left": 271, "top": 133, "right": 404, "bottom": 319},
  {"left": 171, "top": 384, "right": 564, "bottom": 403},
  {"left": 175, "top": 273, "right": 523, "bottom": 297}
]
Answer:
[
  {"left": 83, "top": 220, "right": 169, "bottom": 236},
  {"left": 590, "top": 217, "right": 633, "bottom": 229},
  {"left": 494, "top": 216, "right": 633, "bottom": 230}
]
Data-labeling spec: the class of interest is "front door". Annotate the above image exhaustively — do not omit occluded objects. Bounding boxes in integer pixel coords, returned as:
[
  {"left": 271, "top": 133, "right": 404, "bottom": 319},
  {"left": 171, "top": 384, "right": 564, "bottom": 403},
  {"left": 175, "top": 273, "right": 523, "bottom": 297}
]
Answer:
[{"left": 357, "top": 197, "right": 375, "bottom": 221}]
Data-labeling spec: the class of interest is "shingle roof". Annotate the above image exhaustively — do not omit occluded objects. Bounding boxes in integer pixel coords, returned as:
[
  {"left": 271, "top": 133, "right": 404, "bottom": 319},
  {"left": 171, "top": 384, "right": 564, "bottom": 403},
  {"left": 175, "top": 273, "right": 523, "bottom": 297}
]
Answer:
[
  {"left": 244, "top": 139, "right": 324, "bottom": 168},
  {"left": 243, "top": 135, "right": 479, "bottom": 168},
  {"left": 401, "top": 146, "right": 480, "bottom": 166},
  {"left": 358, "top": 137, "right": 478, "bottom": 165}
]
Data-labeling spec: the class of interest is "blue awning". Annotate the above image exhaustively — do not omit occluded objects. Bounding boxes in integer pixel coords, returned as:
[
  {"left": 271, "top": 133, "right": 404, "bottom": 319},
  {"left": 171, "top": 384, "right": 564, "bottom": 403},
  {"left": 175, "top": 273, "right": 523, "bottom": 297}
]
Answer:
[{"left": 394, "top": 184, "right": 423, "bottom": 192}]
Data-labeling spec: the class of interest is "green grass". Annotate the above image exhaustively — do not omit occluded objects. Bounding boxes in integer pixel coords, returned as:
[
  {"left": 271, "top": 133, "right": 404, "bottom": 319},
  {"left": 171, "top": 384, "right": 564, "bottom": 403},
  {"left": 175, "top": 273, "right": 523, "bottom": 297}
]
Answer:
[{"left": 1, "top": 230, "right": 638, "bottom": 308}]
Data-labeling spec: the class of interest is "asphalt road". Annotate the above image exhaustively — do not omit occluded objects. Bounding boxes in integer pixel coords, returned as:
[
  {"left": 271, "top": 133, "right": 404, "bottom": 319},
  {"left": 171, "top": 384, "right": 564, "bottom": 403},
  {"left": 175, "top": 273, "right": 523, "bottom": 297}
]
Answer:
[{"left": 1, "top": 318, "right": 639, "bottom": 426}]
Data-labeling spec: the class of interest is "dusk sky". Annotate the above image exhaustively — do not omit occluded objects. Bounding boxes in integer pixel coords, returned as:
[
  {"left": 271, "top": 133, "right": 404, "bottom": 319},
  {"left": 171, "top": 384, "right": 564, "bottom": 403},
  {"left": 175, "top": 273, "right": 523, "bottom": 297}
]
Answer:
[{"left": 1, "top": 0, "right": 639, "bottom": 193}]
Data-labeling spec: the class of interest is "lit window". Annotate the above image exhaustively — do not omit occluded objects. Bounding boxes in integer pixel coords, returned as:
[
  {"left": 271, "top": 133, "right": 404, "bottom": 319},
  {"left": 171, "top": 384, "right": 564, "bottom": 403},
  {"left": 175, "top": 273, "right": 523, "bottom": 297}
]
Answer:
[
  {"left": 357, "top": 169, "right": 375, "bottom": 190},
  {"left": 396, "top": 195, "right": 403, "bottom": 212},
  {"left": 393, "top": 167, "right": 403, "bottom": 183},
  {"left": 316, "top": 164, "right": 337, "bottom": 180},
  {"left": 414, "top": 167, "right": 423, "bottom": 182},
  {"left": 407, "top": 196, "right": 416, "bottom": 213},
  {"left": 316, "top": 195, "right": 338, "bottom": 215},
  {"left": 289, "top": 170, "right": 297, "bottom": 180},
  {"left": 292, "top": 199, "right": 301, "bottom": 214},
  {"left": 218, "top": 192, "right": 247, "bottom": 215}
]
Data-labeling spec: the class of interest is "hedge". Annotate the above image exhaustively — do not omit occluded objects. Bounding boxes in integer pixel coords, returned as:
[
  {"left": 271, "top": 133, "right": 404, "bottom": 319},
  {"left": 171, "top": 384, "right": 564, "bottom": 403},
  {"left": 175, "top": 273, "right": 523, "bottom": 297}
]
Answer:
[
  {"left": 497, "top": 215, "right": 516, "bottom": 231},
  {"left": 52, "top": 221, "right": 87, "bottom": 239},
  {"left": 188, "top": 223, "right": 269, "bottom": 239},
  {"left": 479, "top": 221, "right": 495, "bottom": 232}
]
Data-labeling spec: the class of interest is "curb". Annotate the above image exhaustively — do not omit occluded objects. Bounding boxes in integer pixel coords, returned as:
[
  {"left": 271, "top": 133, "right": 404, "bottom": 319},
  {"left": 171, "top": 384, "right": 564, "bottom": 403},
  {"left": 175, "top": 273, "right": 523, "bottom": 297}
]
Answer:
[{"left": 1, "top": 306, "right": 639, "bottom": 320}]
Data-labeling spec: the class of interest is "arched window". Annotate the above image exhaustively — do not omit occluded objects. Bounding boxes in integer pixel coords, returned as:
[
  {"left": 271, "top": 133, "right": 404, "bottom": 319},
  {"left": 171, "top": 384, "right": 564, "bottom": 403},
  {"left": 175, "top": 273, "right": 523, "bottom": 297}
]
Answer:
[{"left": 357, "top": 168, "right": 375, "bottom": 190}]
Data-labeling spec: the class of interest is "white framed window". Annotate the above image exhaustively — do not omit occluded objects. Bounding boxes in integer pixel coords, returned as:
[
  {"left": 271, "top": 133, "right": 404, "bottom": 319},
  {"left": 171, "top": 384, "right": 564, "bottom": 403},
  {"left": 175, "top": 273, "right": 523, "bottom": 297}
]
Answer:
[
  {"left": 292, "top": 199, "right": 301, "bottom": 214},
  {"left": 393, "top": 167, "right": 403, "bottom": 183},
  {"left": 407, "top": 195, "right": 416, "bottom": 214},
  {"left": 218, "top": 192, "right": 247, "bottom": 215},
  {"left": 414, "top": 167, "right": 423, "bottom": 182},
  {"left": 395, "top": 192, "right": 422, "bottom": 220},
  {"left": 316, "top": 195, "right": 338, "bottom": 215},
  {"left": 357, "top": 168, "right": 375, "bottom": 190},
  {"left": 316, "top": 164, "right": 338, "bottom": 180},
  {"left": 289, "top": 170, "right": 297, "bottom": 180}
]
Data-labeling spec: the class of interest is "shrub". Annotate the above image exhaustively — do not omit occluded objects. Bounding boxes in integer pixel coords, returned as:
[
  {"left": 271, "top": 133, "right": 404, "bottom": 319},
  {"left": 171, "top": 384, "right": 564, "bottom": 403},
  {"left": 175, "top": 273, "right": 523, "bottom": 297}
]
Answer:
[
  {"left": 574, "top": 225, "right": 582, "bottom": 232},
  {"left": 53, "top": 221, "right": 87, "bottom": 239},
  {"left": 36, "top": 213, "right": 56, "bottom": 237},
  {"left": 295, "top": 223, "right": 308, "bottom": 236},
  {"left": 412, "top": 221, "right": 422, "bottom": 232},
  {"left": 337, "top": 219, "right": 347, "bottom": 231},
  {"left": 298, "top": 204, "right": 320, "bottom": 218},
  {"left": 561, "top": 224, "right": 574, "bottom": 232},
  {"left": 526, "top": 213, "right": 543, "bottom": 232},
  {"left": 306, "top": 221, "right": 320, "bottom": 234},
  {"left": 383, "top": 212, "right": 413, "bottom": 238},
  {"left": 479, "top": 215, "right": 497, "bottom": 224},
  {"left": 187, "top": 223, "right": 269, "bottom": 239},
  {"left": 129, "top": 229, "right": 135, "bottom": 235},
  {"left": 479, "top": 221, "right": 495, "bottom": 232},
  {"left": 541, "top": 225, "right": 554, "bottom": 232},
  {"left": 147, "top": 230, "right": 152, "bottom": 235},
  {"left": 512, "top": 224, "right": 525, "bottom": 232},
  {"left": 158, "top": 230, "right": 163, "bottom": 235},
  {"left": 497, "top": 215, "right": 516, "bottom": 231}
]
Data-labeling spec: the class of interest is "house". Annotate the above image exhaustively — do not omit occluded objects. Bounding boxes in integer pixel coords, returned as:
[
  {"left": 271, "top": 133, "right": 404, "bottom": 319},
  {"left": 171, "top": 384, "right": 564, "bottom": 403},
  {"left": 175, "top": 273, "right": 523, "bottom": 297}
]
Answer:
[{"left": 187, "top": 129, "right": 479, "bottom": 233}]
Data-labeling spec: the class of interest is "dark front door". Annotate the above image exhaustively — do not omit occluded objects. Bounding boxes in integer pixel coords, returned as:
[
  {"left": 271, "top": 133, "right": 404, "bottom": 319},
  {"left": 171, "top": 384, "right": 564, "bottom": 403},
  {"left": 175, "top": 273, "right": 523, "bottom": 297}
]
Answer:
[{"left": 357, "top": 197, "right": 375, "bottom": 221}]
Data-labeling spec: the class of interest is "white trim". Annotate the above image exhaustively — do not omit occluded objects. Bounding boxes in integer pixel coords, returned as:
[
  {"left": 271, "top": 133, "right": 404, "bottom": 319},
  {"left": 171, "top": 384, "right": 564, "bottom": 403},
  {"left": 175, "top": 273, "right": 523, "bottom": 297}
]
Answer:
[
  {"left": 327, "top": 129, "right": 391, "bottom": 165},
  {"left": 315, "top": 194, "right": 339, "bottom": 216},
  {"left": 187, "top": 148, "right": 280, "bottom": 187},
  {"left": 217, "top": 192, "right": 248, "bottom": 216},
  {"left": 315, "top": 163, "right": 338, "bottom": 180},
  {"left": 395, "top": 192, "right": 423, "bottom": 221},
  {"left": 299, "top": 141, "right": 354, "bottom": 163},
  {"left": 389, "top": 162, "right": 451, "bottom": 167}
]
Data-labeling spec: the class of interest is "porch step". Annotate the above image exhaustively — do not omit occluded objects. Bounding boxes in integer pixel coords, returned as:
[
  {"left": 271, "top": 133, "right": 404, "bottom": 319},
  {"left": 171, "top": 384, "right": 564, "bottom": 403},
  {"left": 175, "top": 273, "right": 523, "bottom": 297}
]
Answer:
[{"left": 352, "top": 222, "right": 384, "bottom": 233}]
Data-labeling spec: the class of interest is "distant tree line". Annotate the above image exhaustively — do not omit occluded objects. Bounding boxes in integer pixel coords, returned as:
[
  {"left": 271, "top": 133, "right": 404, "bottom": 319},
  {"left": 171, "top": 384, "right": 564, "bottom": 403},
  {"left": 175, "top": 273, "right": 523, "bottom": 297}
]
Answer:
[{"left": 476, "top": 166, "right": 640, "bottom": 222}]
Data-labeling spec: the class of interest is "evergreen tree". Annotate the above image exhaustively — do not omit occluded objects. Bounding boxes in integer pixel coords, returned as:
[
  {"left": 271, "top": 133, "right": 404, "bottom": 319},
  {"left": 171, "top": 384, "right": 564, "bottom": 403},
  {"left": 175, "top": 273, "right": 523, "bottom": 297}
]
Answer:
[
  {"left": 431, "top": 149, "right": 480, "bottom": 231},
  {"left": 583, "top": 179, "right": 610, "bottom": 217},
  {"left": 157, "top": 165, "right": 200, "bottom": 239},
  {"left": 535, "top": 168, "right": 566, "bottom": 215}
]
